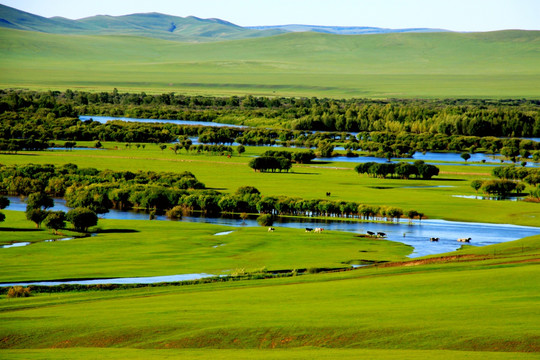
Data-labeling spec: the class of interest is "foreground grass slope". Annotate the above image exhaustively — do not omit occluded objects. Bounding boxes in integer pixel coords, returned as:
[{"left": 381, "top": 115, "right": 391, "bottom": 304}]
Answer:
[
  {"left": 1, "top": 28, "right": 539, "bottom": 97},
  {"left": 1, "top": 235, "right": 539, "bottom": 358}
]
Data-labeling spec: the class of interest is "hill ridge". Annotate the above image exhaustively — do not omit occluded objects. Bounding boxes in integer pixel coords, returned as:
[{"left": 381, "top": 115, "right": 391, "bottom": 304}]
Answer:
[{"left": 1, "top": 3, "right": 450, "bottom": 42}]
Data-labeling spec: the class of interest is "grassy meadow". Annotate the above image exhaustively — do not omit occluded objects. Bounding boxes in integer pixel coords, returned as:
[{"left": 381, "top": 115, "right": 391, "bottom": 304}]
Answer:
[
  {"left": 0, "top": 210, "right": 412, "bottom": 282},
  {"left": 1, "top": 28, "right": 539, "bottom": 98},
  {"left": 1, "top": 143, "right": 538, "bottom": 226},
  {"left": 1, "top": 234, "right": 539, "bottom": 358}
]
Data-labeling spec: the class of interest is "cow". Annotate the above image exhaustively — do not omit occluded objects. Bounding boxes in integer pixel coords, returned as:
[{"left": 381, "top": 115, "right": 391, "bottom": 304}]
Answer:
[
  {"left": 430, "top": 237, "right": 439, "bottom": 242},
  {"left": 457, "top": 237, "right": 471, "bottom": 242},
  {"left": 268, "top": 227, "right": 275, "bottom": 232},
  {"left": 377, "top": 232, "right": 386, "bottom": 237},
  {"left": 314, "top": 228, "right": 324, "bottom": 233},
  {"left": 367, "top": 231, "right": 375, "bottom": 237},
  {"left": 305, "top": 228, "right": 313, "bottom": 232}
]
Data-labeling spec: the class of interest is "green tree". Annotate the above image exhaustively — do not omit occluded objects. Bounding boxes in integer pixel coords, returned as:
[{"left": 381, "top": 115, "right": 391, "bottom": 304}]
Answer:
[
  {"left": 67, "top": 207, "right": 98, "bottom": 232},
  {"left": 471, "top": 180, "right": 483, "bottom": 194},
  {"left": 0, "top": 196, "right": 10, "bottom": 210},
  {"left": 257, "top": 214, "right": 273, "bottom": 227},
  {"left": 461, "top": 153, "right": 471, "bottom": 162},
  {"left": 237, "top": 145, "right": 245, "bottom": 156},
  {"left": 26, "top": 208, "right": 48, "bottom": 228},
  {"left": 44, "top": 211, "right": 66, "bottom": 234},
  {"left": 26, "top": 192, "right": 54, "bottom": 210}
]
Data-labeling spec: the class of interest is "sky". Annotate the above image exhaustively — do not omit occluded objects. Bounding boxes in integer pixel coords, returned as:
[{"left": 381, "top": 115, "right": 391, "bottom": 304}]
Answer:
[{"left": 1, "top": 0, "right": 539, "bottom": 32}]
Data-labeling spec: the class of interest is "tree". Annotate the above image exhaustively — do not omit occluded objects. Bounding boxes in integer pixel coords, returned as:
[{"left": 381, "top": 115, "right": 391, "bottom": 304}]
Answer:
[
  {"left": 44, "top": 211, "right": 66, "bottom": 234},
  {"left": 501, "top": 146, "right": 519, "bottom": 163},
  {"left": 171, "top": 144, "right": 182, "bottom": 155},
  {"left": 0, "top": 212, "right": 5, "bottom": 223},
  {"left": 406, "top": 209, "right": 419, "bottom": 224},
  {"left": 471, "top": 180, "right": 483, "bottom": 194},
  {"left": 317, "top": 141, "right": 334, "bottom": 158},
  {"left": 159, "top": 144, "right": 167, "bottom": 152},
  {"left": 26, "top": 192, "right": 54, "bottom": 210},
  {"left": 237, "top": 145, "right": 245, "bottom": 156},
  {"left": 257, "top": 214, "right": 273, "bottom": 226},
  {"left": 461, "top": 153, "right": 471, "bottom": 162},
  {"left": 0, "top": 196, "right": 10, "bottom": 210},
  {"left": 94, "top": 141, "right": 103, "bottom": 149},
  {"left": 67, "top": 207, "right": 98, "bottom": 232},
  {"left": 26, "top": 208, "right": 48, "bottom": 228}
]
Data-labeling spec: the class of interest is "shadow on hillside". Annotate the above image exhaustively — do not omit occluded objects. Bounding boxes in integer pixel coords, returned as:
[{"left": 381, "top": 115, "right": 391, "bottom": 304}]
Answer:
[
  {"left": 0, "top": 227, "right": 41, "bottom": 232},
  {"left": 96, "top": 229, "right": 140, "bottom": 234}
]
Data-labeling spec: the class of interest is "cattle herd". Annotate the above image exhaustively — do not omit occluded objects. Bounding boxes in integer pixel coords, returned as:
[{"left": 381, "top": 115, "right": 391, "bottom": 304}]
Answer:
[{"left": 268, "top": 227, "right": 472, "bottom": 243}]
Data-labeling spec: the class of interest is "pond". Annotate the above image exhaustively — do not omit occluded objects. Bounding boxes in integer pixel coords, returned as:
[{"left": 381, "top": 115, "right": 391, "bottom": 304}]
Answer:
[
  {"left": 79, "top": 115, "right": 245, "bottom": 128},
  {"left": 315, "top": 152, "right": 538, "bottom": 167},
  {"left": 5, "top": 197, "right": 539, "bottom": 258}
]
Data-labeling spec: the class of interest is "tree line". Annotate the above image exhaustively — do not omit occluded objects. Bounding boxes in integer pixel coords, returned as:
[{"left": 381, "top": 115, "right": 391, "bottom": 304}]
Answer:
[
  {"left": 0, "top": 164, "right": 422, "bottom": 224},
  {"left": 355, "top": 161, "right": 440, "bottom": 180},
  {"left": 1, "top": 89, "right": 539, "bottom": 137}
]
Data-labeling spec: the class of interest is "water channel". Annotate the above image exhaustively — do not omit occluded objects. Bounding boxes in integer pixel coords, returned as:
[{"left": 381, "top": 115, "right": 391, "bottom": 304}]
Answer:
[
  {"left": 5, "top": 197, "right": 539, "bottom": 260},
  {"left": 78, "top": 115, "right": 538, "bottom": 167}
]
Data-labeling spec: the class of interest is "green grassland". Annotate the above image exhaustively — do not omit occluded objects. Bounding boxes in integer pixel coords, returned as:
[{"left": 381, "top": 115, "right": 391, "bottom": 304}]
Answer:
[
  {"left": 1, "top": 235, "right": 539, "bottom": 358},
  {"left": 1, "top": 143, "right": 538, "bottom": 226},
  {"left": 1, "top": 28, "right": 539, "bottom": 98},
  {"left": 0, "top": 211, "right": 412, "bottom": 282}
]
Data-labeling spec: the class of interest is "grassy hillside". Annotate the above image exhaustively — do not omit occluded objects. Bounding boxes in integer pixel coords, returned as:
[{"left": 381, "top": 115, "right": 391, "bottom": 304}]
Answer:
[
  {"left": 1, "top": 234, "right": 539, "bottom": 358},
  {"left": 0, "top": 4, "right": 283, "bottom": 42},
  {"left": 1, "top": 28, "right": 539, "bottom": 98}
]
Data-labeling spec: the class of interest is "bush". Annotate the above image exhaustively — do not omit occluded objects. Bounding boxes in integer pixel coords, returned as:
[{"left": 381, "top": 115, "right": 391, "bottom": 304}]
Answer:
[
  {"left": 165, "top": 205, "right": 183, "bottom": 219},
  {"left": 257, "top": 214, "right": 274, "bottom": 226},
  {"left": 7, "top": 286, "right": 31, "bottom": 298}
]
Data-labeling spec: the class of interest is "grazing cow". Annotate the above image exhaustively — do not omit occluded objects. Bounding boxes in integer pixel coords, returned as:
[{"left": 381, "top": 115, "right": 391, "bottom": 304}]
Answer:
[
  {"left": 314, "top": 227, "right": 324, "bottom": 233},
  {"left": 305, "top": 228, "right": 313, "bottom": 232},
  {"left": 457, "top": 237, "right": 471, "bottom": 242},
  {"left": 430, "top": 237, "right": 439, "bottom": 242},
  {"left": 367, "top": 231, "right": 375, "bottom": 237},
  {"left": 377, "top": 232, "right": 386, "bottom": 237},
  {"left": 268, "top": 227, "right": 275, "bottom": 232}
]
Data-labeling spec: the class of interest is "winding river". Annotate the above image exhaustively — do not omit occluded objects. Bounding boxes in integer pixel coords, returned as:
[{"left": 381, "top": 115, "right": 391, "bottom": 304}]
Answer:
[{"left": 5, "top": 197, "right": 539, "bottom": 259}]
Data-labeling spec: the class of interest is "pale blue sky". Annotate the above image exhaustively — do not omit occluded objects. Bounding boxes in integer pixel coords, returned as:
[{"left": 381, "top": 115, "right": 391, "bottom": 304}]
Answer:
[{"left": 2, "top": 0, "right": 539, "bottom": 31}]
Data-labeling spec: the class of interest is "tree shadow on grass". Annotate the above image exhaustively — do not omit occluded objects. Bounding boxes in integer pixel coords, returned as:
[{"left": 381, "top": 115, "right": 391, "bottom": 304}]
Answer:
[
  {"left": 96, "top": 229, "right": 140, "bottom": 234},
  {"left": 0, "top": 227, "right": 42, "bottom": 232},
  {"left": 431, "top": 178, "right": 467, "bottom": 182}
]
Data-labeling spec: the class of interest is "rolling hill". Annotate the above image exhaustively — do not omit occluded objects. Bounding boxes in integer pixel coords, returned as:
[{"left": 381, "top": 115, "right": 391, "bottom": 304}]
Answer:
[
  {"left": 0, "top": 4, "right": 285, "bottom": 42},
  {"left": 0, "top": 4, "right": 449, "bottom": 43},
  {"left": 247, "top": 24, "right": 448, "bottom": 35},
  {"left": 1, "top": 26, "right": 539, "bottom": 98}
]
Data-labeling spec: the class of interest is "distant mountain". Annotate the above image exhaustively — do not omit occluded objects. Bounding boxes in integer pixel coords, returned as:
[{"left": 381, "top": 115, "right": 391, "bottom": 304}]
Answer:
[
  {"left": 247, "top": 24, "right": 449, "bottom": 35},
  {"left": 0, "top": 4, "right": 285, "bottom": 42}
]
